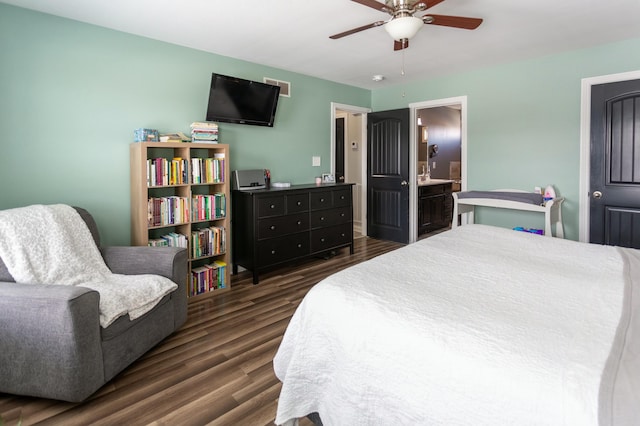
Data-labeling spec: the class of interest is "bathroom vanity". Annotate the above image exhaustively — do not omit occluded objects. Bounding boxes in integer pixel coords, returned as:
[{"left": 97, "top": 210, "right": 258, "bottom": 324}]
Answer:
[{"left": 417, "top": 179, "right": 454, "bottom": 235}]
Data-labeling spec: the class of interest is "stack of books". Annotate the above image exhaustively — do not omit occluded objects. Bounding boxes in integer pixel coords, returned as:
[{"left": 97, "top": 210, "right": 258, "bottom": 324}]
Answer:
[
  {"left": 148, "top": 232, "right": 188, "bottom": 247},
  {"left": 190, "top": 122, "right": 219, "bottom": 143}
]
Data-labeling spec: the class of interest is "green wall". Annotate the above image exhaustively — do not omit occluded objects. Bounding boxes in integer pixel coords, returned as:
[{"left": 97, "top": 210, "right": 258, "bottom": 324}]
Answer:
[
  {"left": 2, "top": 3, "right": 640, "bottom": 244},
  {"left": 0, "top": 4, "right": 370, "bottom": 245},
  {"left": 372, "top": 38, "right": 640, "bottom": 240}
]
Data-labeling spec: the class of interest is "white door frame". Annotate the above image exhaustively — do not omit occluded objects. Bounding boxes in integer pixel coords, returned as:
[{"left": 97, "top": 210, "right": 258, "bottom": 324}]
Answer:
[
  {"left": 409, "top": 96, "right": 468, "bottom": 243},
  {"left": 330, "top": 102, "right": 371, "bottom": 236},
  {"left": 578, "top": 70, "right": 640, "bottom": 242}
]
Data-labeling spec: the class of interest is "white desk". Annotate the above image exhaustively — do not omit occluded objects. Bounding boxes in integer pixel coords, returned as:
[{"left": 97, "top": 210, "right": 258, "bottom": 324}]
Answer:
[{"left": 452, "top": 191, "right": 564, "bottom": 238}]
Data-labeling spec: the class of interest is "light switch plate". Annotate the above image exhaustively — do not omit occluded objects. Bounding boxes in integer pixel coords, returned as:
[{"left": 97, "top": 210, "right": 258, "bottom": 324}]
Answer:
[{"left": 312, "top": 156, "right": 321, "bottom": 167}]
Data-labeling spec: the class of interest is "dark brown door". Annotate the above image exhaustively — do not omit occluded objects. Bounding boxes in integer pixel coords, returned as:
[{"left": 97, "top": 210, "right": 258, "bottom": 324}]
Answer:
[
  {"left": 590, "top": 79, "right": 640, "bottom": 248},
  {"left": 335, "top": 117, "right": 345, "bottom": 183},
  {"left": 367, "top": 108, "right": 410, "bottom": 243}
]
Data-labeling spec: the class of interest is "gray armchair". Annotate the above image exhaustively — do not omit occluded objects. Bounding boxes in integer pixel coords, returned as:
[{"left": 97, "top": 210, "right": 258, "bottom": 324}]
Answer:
[{"left": 0, "top": 207, "right": 187, "bottom": 402}]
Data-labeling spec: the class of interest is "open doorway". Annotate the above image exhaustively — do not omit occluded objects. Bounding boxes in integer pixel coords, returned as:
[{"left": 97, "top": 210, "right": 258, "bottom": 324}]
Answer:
[
  {"left": 330, "top": 103, "right": 370, "bottom": 238},
  {"left": 409, "top": 97, "right": 468, "bottom": 243}
]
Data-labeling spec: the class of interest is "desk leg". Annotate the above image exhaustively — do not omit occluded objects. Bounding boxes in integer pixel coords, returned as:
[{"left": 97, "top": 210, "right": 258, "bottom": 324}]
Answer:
[
  {"left": 545, "top": 212, "right": 552, "bottom": 237},
  {"left": 555, "top": 208, "right": 564, "bottom": 239},
  {"left": 452, "top": 202, "right": 459, "bottom": 229}
]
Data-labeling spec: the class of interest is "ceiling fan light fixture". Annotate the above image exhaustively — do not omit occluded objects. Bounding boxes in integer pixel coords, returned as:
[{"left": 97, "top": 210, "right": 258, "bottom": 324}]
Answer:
[{"left": 384, "top": 16, "right": 423, "bottom": 41}]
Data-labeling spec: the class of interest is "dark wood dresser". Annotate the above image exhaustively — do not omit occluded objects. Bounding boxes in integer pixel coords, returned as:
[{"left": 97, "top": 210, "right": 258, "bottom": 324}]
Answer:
[{"left": 232, "top": 183, "right": 354, "bottom": 283}]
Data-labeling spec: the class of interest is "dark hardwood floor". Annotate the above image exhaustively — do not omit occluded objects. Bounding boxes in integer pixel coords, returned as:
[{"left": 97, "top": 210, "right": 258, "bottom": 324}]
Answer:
[{"left": 0, "top": 236, "right": 403, "bottom": 426}]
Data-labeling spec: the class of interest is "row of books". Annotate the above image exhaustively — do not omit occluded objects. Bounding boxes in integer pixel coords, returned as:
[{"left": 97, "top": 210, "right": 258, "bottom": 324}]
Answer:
[
  {"left": 147, "top": 156, "right": 225, "bottom": 187},
  {"left": 148, "top": 232, "right": 188, "bottom": 248},
  {"left": 192, "top": 155, "right": 225, "bottom": 184},
  {"left": 192, "top": 194, "right": 226, "bottom": 221},
  {"left": 147, "top": 157, "right": 188, "bottom": 186},
  {"left": 191, "top": 121, "right": 219, "bottom": 144},
  {"left": 147, "top": 194, "right": 227, "bottom": 226},
  {"left": 148, "top": 196, "right": 189, "bottom": 227},
  {"left": 190, "top": 261, "right": 227, "bottom": 296},
  {"left": 191, "top": 226, "right": 226, "bottom": 259},
  {"left": 147, "top": 227, "right": 225, "bottom": 259}
]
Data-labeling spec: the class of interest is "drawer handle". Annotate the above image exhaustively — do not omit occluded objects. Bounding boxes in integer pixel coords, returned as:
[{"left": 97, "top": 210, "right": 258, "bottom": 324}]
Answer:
[
  {"left": 297, "top": 243, "right": 302, "bottom": 248},
  {"left": 271, "top": 250, "right": 276, "bottom": 255},
  {"left": 341, "top": 233, "right": 345, "bottom": 237},
  {"left": 270, "top": 204, "right": 276, "bottom": 209},
  {"left": 320, "top": 238, "right": 325, "bottom": 242},
  {"left": 270, "top": 225, "right": 276, "bottom": 230},
  {"left": 320, "top": 217, "right": 325, "bottom": 221},
  {"left": 340, "top": 195, "right": 345, "bottom": 200},
  {"left": 297, "top": 201, "right": 302, "bottom": 206},
  {"left": 340, "top": 213, "right": 345, "bottom": 217},
  {"left": 320, "top": 198, "right": 325, "bottom": 202},
  {"left": 297, "top": 220, "right": 302, "bottom": 225}
]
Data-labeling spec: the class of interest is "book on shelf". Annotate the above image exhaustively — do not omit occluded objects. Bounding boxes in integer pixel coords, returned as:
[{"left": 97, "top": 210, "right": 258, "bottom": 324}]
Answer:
[
  {"left": 191, "top": 193, "right": 226, "bottom": 221},
  {"left": 190, "top": 157, "right": 225, "bottom": 184},
  {"left": 147, "top": 157, "right": 188, "bottom": 186},
  {"left": 147, "top": 196, "right": 189, "bottom": 227},
  {"left": 148, "top": 232, "right": 188, "bottom": 248},
  {"left": 189, "top": 260, "right": 226, "bottom": 296},
  {"left": 190, "top": 226, "right": 226, "bottom": 258}
]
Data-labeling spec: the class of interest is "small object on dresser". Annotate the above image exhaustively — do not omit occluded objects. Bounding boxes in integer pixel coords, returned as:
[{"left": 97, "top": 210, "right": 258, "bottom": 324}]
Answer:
[{"left": 271, "top": 182, "right": 291, "bottom": 188}]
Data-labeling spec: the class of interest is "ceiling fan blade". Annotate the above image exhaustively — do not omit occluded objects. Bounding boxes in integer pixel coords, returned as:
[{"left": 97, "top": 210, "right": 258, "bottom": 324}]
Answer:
[
  {"left": 394, "top": 39, "right": 409, "bottom": 51},
  {"left": 330, "top": 21, "right": 385, "bottom": 39},
  {"left": 351, "top": 0, "right": 389, "bottom": 12},
  {"left": 424, "top": 14, "right": 483, "bottom": 30}
]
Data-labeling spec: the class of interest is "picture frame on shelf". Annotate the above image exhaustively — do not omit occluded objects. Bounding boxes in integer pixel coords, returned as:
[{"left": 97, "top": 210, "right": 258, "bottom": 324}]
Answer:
[{"left": 321, "top": 173, "right": 335, "bottom": 183}]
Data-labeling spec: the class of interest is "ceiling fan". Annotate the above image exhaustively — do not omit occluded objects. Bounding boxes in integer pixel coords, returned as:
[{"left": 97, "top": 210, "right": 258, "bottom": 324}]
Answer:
[{"left": 330, "top": 0, "right": 483, "bottom": 51}]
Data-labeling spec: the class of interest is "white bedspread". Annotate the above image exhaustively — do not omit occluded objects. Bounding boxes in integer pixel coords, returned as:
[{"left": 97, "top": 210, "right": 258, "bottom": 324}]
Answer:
[
  {"left": 274, "top": 225, "right": 636, "bottom": 425},
  {"left": 0, "top": 204, "right": 177, "bottom": 328}
]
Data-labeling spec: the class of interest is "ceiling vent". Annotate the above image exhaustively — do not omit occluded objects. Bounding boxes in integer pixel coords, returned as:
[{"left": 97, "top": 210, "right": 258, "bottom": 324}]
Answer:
[{"left": 264, "top": 77, "right": 291, "bottom": 97}]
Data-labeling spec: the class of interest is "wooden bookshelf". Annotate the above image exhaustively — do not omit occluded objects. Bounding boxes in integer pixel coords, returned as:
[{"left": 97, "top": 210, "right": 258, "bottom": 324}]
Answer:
[{"left": 130, "top": 142, "right": 231, "bottom": 298}]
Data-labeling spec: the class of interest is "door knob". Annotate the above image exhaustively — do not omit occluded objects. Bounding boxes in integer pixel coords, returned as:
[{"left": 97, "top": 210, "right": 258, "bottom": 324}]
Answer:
[{"left": 592, "top": 191, "right": 602, "bottom": 199}]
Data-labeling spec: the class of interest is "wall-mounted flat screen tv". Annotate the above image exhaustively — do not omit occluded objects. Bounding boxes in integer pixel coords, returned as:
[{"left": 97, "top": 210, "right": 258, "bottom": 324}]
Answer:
[{"left": 205, "top": 73, "right": 281, "bottom": 127}]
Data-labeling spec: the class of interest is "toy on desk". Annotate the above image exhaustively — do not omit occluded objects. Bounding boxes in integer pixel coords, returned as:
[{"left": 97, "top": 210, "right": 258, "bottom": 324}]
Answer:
[{"left": 543, "top": 185, "right": 556, "bottom": 202}]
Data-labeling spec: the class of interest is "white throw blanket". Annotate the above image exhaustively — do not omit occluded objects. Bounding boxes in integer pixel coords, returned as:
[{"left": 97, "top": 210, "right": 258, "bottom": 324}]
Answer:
[{"left": 0, "top": 204, "right": 177, "bottom": 327}]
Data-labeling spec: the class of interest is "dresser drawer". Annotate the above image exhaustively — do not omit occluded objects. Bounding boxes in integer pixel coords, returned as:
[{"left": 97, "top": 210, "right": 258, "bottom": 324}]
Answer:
[
  {"left": 287, "top": 193, "right": 309, "bottom": 213},
  {"left": 310, "top": 223, "right": 352, "bottom": 253},
  {"left": 310, "top": 191, "right": 334, "bottom": 210},
  {"left": 310, "top": 206, "right": 351, "bottom": 228},
  {"left": 257, "top": 195, "right": 285, "bottom": 218},
  {"left": 257, "top": 233, "right": 310, "bottom": 267},
  {"left": 333, "top": 189, "right": 352, "bottom": 207},
  {"left": 257, "top": 213, "right": 309, "bottom": 239}
]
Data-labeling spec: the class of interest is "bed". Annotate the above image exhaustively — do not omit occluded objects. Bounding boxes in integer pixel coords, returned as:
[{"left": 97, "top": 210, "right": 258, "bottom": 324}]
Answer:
[{"left": 273, "top": 224, "right": 640, "bottom": 426}]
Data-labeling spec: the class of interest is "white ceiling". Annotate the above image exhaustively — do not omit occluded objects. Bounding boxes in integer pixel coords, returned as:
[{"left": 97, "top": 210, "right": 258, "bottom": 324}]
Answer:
[{"left": 5, "top": 0, "right": 640, "bottom": 89}]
